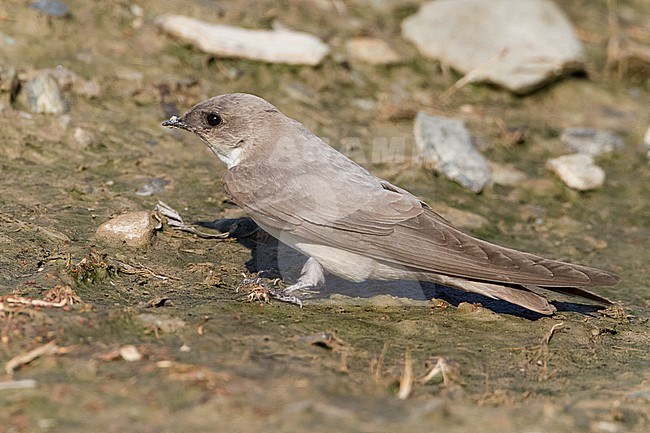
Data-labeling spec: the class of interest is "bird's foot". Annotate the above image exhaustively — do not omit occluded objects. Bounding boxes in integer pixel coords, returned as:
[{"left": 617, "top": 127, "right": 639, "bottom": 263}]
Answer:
[
  {"left": 265, "top": 286, "right": 305, "bottom": 308},
  {"left": 236, "top": 275, "right": 305, "bottom": 307},
  {"left": 236, "top": 258, "right": 326, "bottom": 308}
]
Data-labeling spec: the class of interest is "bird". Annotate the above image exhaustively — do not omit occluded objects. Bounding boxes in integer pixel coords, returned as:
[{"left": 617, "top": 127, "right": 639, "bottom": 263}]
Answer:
[{"left": 162, "top": 93, "right": 619, "bottom": 315}]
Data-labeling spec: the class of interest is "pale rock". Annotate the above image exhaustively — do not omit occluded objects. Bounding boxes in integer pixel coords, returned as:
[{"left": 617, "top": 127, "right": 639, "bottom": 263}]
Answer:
[
  {"left": 345, "top": 37, "right": 401, "bottom": 65},
  {"left": 414, "top": 112, "right": 491, "bottom": 193},
  {"left": 560, "top": 127, "right": 624, "bottom": 156},
  {"left": 95, "top": 211, "right": 160, "bottom": 248},
  {"left": 401, "top": 0, "right": 584, "bottom": 93},
  {"left": 156, "top": 14, "right": 329, "bottom": 66},
  {"left": 119, "top": 345, "right": 142, "bottom": 362},
  {"left": 73, "top": 127, "right": 98, "bottom": 147},
  {"left": 24, "top": 71, "right": 68, "bottom": 114},
  {"left": 546, "top": 154, "right": 605, "bottom": 191}
]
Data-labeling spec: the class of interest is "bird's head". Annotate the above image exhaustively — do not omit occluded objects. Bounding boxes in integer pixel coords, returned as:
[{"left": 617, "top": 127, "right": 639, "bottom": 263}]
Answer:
[{"left": 162, "top": 93, "right": 280, "bottom": 168}]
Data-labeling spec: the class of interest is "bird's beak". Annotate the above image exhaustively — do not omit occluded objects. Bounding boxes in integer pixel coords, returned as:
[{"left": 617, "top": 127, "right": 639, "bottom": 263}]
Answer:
[{"left": 162, "top": 115, "right": 189, "bottom": 130}]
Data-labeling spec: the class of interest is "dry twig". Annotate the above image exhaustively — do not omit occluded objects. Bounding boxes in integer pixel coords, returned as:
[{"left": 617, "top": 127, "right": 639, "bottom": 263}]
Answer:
[
  {"left": 5, "top": 341, "right": 59, "bottom": 375},
  {"left": 155, "top": 200, "right": 230, "bottom": 239}
]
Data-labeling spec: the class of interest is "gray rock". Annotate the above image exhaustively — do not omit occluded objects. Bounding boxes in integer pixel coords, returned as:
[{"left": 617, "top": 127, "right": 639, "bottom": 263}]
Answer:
[
  {"left": 561, "top": 127, "right": 624, "bottom": 156},
  {"left": 136, "top": 178, "right": 170, "bottom": 196},
  {"left": 414, "top": 112, "right": 491, "bottom": 193},
  {"left": 546, "top": 154, "right": 605, "bottom": 191},
  {"left": 95, "top": 211, "right": 160, "bottom": 248},
  {"left": 24, "top": 71, "right": 68, "bottom": 114},
  {"left": 401, "top": 0, "right": 584, "bottom": 94},
  {"left": 31, "top": 0, "right": 69, "bottom": 17}
]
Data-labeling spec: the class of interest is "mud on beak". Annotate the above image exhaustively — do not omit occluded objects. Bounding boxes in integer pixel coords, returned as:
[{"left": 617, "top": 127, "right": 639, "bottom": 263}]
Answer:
[{"left": 162, "top": 115, "right": 189, "bottom": 130}]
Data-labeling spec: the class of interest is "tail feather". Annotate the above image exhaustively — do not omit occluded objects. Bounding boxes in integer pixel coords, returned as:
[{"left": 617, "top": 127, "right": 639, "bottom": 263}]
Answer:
[{"left": 539, "top": 286, "right": 613, "bottom": 305}]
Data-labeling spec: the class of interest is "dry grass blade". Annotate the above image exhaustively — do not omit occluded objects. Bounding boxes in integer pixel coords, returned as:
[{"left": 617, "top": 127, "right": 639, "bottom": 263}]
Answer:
[
  {"left": 397, "top": 347, "right": 413, "bottom": 400},
  {"left": 0, "top": 286, "right": 83, "bottom": 311},
  {"left": 5, "top": 341, "right": 59, "bottom": 375},
  {"left": 438, "top": 48, "right": 509, "bottom": 103},
  {"left": 374, "top": 341, "right": 389, "bottom": 383}
]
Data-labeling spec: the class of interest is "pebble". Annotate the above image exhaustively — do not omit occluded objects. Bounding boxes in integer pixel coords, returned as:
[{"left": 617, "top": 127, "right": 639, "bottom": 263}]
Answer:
[
  {"left": 0, "top": 32, "right": 17, "bottom": 46},
  {"left": 23, "top": 71, "right": 68, "bottom": 114},
  {"left": 73, "top": 127, "right": 98, "bottom": 147},
  {"left": 156, "top": 14, "right": 329, "bottom": 66},
  {"left": 413, "top": 112, "right": 491, "bottom": 193},
  {"left": 401, "top": 0, "right": 584, "bottom": 94},
  {"left": 31, "top": 0, "right": 69, "bottom": 18},
  {"left": 345, "top": 37, "right": 401, "bottom": 65},
  {"left": 95, "top": 211, "right": 160, "bottom": 248},
  {"left": 560, "top": 127, "right": 624, "bottom": 156},
  {"left": 546, "top": 154, "right": 605, "bottom": 191},
  {"left": 136, "top": 178, "right": 170, "bottom": 196},
  {"left": 119, "top": 345, "right": 142, "bottom": 362}
]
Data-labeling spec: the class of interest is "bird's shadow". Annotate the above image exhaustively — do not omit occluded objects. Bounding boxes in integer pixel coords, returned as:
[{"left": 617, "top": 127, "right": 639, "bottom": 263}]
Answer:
[{"left": 197, "top": 217, "right": 604, "bottom": 321}]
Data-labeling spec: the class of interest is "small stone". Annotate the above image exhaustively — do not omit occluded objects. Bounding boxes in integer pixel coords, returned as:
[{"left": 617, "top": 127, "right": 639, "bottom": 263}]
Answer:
[
  {"left": 119, "top": 345, "right": 142, "bottom": 362},
  {"left": 31, "top": 0, "right": 69, "bottom": 17},
  {"left": 0, "top": 32, "right": 16, "bottom": 46},
  {"left": 561, "top": 128, "right": 624, "bottom": 156},
  {"left": 546, "top": 154, "right": 605, "bottom": 191},
  {"left": 73, "top": 127, "right": 98, "bottom": 147},
  {"left": 345, "top": 37, "right": 401, "bottom": 65},
  {"left": 24, "top": 71, "right": 68, "bottom": 114},
  {"left": 136, "top": 178, "right": 170, "bottom": 196},
  {"left": 156, "top": 14, "right": 329, "bottom": 66},
  {"left": 487, "top": 161, "right": 527, "bottom": 187},
  {"left": 414, "top": 112, "right": 491, "bottom": 193},
  {"left": 95, "top": 211, "right": 160, "bottom": 248}
]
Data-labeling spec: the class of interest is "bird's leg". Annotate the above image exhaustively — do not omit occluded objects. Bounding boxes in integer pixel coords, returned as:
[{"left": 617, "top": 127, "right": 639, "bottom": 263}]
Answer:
[
  {"left": 266, "top": 257, "right": 326, "bottom": 307},
  {"left": 285, "top": 257, "right": 326, "bottom": 294}
]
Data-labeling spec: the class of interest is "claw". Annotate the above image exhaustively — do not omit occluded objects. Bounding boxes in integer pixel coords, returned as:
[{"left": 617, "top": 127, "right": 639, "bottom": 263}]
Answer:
[
  {"left": 267, "top": 287, "right": 304, "bottom": 308},
  {"left": 236, "top": 275, "right": 305, "bottom": 307}
]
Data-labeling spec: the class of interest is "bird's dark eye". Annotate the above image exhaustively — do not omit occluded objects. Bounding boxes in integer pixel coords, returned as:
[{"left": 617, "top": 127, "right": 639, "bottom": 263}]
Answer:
[{"left": 206, "top": 113, "right": 222, "bottom": 127}]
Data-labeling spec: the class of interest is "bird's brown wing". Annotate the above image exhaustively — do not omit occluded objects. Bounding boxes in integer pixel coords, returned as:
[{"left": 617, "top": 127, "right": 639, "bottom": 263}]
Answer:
[{"left": 223, "top": 145, "right": 619, "bottom": 290}]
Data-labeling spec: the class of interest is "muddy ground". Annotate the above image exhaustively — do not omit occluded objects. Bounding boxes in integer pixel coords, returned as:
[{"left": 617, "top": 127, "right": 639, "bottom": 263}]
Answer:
[{"left": 1, "top": 1, "right": 649, "bottom": 432}]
